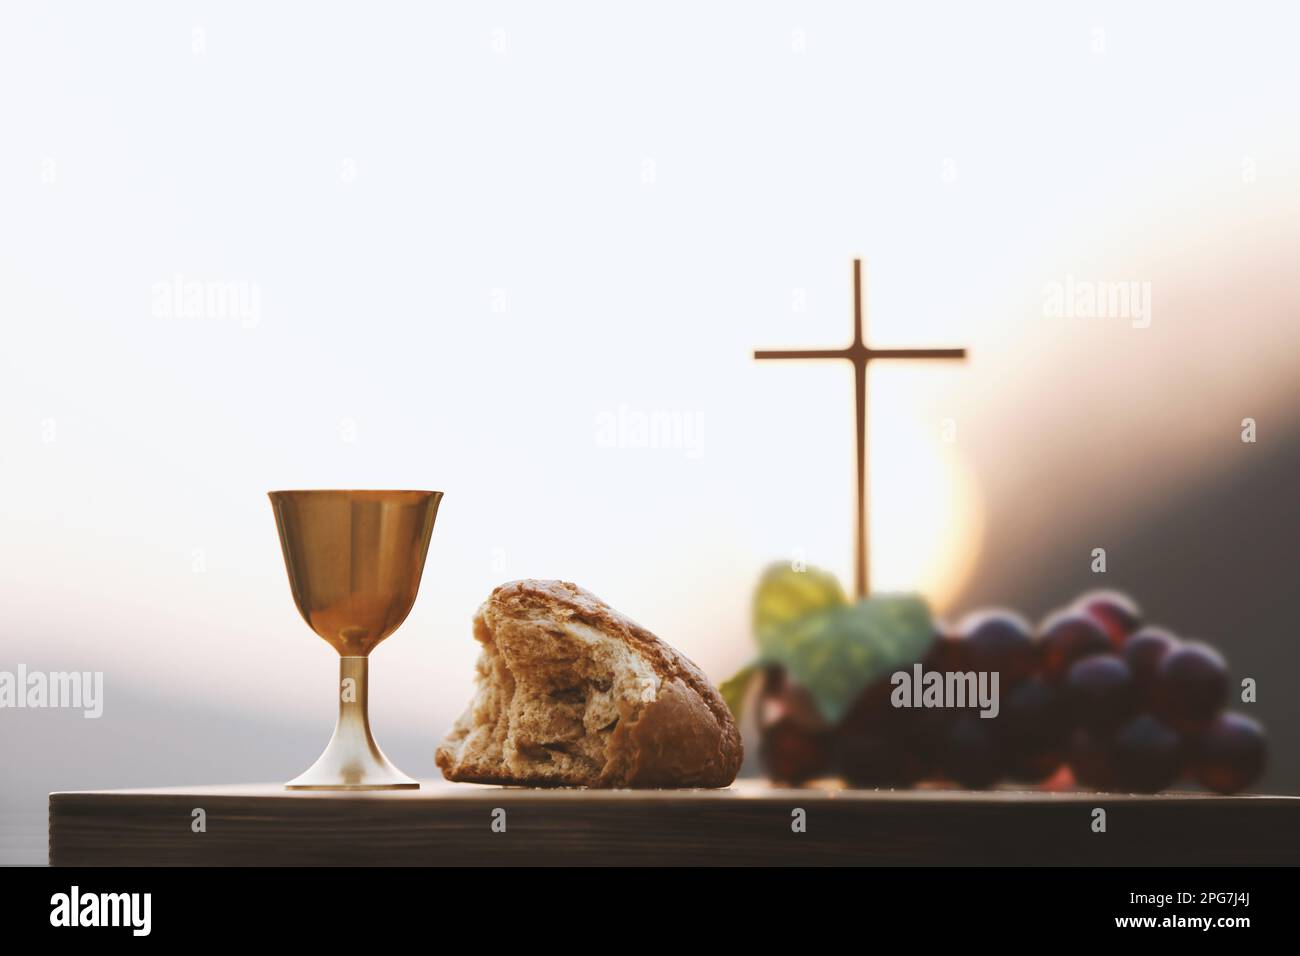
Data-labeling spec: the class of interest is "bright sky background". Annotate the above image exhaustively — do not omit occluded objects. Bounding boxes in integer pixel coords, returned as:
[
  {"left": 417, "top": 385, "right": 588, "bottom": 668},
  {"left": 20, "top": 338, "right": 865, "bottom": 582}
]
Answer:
[{"left": 2, "top": 2, "right": 1298, "bottom": 757}]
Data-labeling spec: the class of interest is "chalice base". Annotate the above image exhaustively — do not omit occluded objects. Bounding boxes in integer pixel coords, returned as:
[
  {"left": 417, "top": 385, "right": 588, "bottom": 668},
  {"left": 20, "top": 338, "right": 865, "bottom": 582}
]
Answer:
[{"left": 286, "top": 657, "right": 419, "bottom": 791}]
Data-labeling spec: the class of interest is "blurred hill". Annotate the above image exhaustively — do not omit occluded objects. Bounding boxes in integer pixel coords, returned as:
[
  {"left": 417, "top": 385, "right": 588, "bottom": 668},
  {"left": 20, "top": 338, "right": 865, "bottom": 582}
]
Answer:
[
  {"left": 954, "top": 420, "right": 1300, "bottom": 793},
  {"left": 0, "top": 679, "right": 431, "bottom": 865}
]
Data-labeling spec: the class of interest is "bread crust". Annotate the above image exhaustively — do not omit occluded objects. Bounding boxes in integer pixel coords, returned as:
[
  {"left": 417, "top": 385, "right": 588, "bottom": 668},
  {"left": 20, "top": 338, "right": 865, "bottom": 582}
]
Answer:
[{"left": 436, "top": 579, "right": 743, "bottom": 788}]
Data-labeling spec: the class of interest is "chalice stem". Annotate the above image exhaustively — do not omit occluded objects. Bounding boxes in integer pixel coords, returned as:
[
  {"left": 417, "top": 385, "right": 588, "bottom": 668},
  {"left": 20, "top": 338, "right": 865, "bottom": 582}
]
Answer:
[
  {"left": 285, "top": 657, "right": 419, "bottom": 790},
  {"left": 334, "top": 656, "right": 381, "bottom": 766}
]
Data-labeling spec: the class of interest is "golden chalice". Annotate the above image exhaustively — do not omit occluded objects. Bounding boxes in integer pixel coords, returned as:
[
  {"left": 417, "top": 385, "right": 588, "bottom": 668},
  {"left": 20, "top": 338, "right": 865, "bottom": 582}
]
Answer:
[{"left": 269, "top": 489, "right": 442, "bottom": 790}]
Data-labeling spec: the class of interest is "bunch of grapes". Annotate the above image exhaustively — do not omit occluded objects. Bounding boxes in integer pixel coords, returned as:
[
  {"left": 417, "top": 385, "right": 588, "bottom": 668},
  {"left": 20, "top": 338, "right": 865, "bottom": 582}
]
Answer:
[{"left": 758, "top": 590, "right": 1267, "bottom": 794}]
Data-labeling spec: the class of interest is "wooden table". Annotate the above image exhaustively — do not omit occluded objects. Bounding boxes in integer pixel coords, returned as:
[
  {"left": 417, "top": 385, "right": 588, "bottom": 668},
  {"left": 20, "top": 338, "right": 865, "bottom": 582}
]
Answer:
[{"left": 48, "top": 781, "right": 1300, "bottom": 866}]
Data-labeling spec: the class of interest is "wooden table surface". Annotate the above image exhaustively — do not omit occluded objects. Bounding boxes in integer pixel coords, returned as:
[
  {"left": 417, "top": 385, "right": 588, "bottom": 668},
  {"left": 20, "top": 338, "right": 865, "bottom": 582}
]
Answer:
[{"left": 48, "top": 781, "right": 1300, "bottom": 866}]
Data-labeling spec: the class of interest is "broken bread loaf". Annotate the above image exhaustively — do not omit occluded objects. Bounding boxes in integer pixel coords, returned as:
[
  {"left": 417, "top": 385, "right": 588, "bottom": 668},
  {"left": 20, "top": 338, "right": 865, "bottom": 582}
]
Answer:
[{"left": 436, "top": 579, "right": 743, "bottom": 788}]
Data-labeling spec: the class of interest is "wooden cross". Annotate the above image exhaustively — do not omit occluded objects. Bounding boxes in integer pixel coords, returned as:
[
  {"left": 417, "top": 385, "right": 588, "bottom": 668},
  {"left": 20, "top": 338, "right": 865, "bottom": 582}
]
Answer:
[{"left": 755, "top": 259, "right": 967, "bottom": 598}]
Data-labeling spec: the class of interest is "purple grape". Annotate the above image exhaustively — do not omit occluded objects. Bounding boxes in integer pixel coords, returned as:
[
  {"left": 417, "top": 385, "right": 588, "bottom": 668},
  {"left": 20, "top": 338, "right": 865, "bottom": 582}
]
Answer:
[
  {"left": 1153, "top": 642, "right": 1228, "bottom": 732},
  {"left": 1074, "top": 590, "right": 1142, "bottom": 648},
  {"left": 761, "top": 718, "right": 831, "bottom": 784},
  {"left": 1123, "top": 626, "right": 1180, "bottom": 696},
  {"left": 1112, "top": 715, "right": 1183, "bottom": 793},
  {"left": 997, "top": 676, "right": 1067, "bottom": 782},
  {"left": 960, "top": 609, "right": 1036, "bottom": 685},
  {"left": 925, "top": 630, "right": 968, "bottom": 674},
  {"left": 1065, "top": 655, "right": 1138, "bottom": 733},
  {"left": 938, "top": 715, "right": 1003, "bottom": 790},
  {"left": 1194, "top": 712, "right": 1266, "bottom": 794},
  {"left": 1040, "top": 609, "right": 1113, "bottom": 683},
  {"left": 760, "top": 669, "right": 831, "bottom": 733}
]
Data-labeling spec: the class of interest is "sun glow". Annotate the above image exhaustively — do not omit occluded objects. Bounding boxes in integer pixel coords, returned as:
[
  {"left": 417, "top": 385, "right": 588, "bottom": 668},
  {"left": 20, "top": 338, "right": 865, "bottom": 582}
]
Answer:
[{"left": 867, "top": 409, "right": 985, "bottom": 615}]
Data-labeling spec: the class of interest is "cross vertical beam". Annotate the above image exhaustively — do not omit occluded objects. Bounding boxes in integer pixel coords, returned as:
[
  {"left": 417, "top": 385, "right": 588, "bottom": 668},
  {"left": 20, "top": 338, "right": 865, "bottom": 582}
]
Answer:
[{"left": 755, "top": 259, "right": 967, "bottom": 598}]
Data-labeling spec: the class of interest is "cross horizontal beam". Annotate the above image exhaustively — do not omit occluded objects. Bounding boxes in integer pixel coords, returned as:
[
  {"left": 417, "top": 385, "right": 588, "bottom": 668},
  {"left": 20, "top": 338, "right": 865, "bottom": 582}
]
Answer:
[
  {"left": 753, "top": 348, "right": 849, "bottom": 360},
  {"left": 754, "top": 347, "right": 967, "bottom": 361},
  {"left": 869, "top": 348, "right": 966, "bottom": 360}
]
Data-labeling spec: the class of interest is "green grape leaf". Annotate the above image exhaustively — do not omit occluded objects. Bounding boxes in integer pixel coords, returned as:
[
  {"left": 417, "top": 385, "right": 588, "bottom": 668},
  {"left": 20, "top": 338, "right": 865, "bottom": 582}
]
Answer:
[
  {"left": 719, "top": 662, "right": 759, "bottom": 722},
  {"left": 758, "top": 594, "right": 936, "bottom": 725},
  {"left": 752, "top": 562, "right": 847, "bottom": 645}
]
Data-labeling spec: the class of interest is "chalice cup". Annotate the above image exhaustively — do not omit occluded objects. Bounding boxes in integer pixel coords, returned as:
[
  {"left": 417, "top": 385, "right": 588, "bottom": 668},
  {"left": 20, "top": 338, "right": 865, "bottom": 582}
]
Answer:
[{"left": 269, "top": 489, "right": 442, "bottom": 790}]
